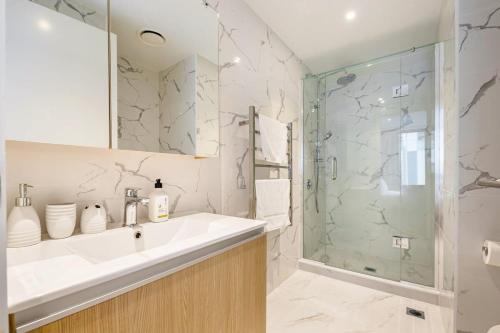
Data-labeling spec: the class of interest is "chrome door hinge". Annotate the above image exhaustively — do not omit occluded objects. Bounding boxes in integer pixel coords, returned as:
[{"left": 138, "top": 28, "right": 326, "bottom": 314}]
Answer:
[{"left": 392, "top": 236, "right": 410, "bottom": 249}]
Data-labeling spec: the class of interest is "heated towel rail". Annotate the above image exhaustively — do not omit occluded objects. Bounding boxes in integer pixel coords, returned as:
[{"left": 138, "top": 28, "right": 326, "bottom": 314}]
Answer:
[{"left": 238, "top": 106, "right": 293, "bottom": 225}]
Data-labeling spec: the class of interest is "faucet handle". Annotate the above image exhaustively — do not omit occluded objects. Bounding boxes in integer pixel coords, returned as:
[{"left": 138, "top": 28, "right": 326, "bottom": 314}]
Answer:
[{"left": 124, "top": 187, "right": 140, "bottom": 198}]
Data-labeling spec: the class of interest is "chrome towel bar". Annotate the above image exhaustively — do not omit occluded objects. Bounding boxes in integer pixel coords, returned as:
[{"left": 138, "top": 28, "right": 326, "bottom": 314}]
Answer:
[{"left": 238, "top": 106, "right": 293, "bottom": 225}]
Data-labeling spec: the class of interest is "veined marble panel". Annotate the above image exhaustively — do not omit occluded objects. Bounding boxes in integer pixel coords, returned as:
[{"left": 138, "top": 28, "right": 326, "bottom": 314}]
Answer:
[
  {"left": 195, "top": 55, "right": 220, "bottom": 157},
  {"left": 117, "top": 57, "right": 160, "bottom": 153},
  {"left": 30, "top": 0, "right": 106, "bottom": 29},
  {"left": 5, "top": 141, "right": 221, "bottom": 234},
  {"left": 216, "top": 0, "right": 310, "bottom": 292},
  {"left": 458, "top": 1, "right": 500, "bottom": 332},
  {"left": 159, "top": 56, "right": 197, "bottom": 155}
]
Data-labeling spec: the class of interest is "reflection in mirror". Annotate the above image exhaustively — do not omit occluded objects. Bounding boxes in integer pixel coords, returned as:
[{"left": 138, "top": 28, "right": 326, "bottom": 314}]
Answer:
[{"left": 111, "top": 0, "right": 219, "bottom": 157}]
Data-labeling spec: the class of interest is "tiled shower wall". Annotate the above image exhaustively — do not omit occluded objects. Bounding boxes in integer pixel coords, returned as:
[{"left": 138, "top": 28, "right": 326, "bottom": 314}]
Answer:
[
  {"left": 302, "top": 47, "right": 438, "bottom": 287},
  {"left": 6, "top": 0, "right": 309, "bottom": 293},
  {"left": 302, "top": 76, "right": 326, "bottom": 260},
  {"left": 457, "top": 0, "right": 500, "bottom": 332}
]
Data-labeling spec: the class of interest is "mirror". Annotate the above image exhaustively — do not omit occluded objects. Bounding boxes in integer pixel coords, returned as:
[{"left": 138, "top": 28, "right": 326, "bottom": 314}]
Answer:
[
  {"left": 5, "top": 0, "right": 110, "bottom": 148},
  {"left": 110, "top": 0, "right": 220, "bottom": 157},
  {"left": 5, "top": 0, "right": 219, "bottom": 157}
]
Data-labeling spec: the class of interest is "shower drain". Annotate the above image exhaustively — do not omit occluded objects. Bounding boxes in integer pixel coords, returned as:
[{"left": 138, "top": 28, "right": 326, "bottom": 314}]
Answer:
[
  {"left": 364, "top": 266, "right": 377, "bottom": 273},
  {"left": 406, "top": 307, "right": 425, "bottom": 320}
]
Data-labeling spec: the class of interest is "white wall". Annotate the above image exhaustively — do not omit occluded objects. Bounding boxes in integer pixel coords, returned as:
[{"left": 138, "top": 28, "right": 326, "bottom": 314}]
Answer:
[{"left": 0, "top": 0, "right": 9, "bottom": 329}]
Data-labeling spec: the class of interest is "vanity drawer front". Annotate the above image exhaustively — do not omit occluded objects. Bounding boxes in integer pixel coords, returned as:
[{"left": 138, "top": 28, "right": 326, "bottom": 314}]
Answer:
[{"left": 27, "top": 235, "right": 266, "bottom": 333}]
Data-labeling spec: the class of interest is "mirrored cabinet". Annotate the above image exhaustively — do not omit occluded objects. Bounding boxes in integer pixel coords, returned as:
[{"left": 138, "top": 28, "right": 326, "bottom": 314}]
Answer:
[
  {"left": 5, "top": 0, "right": 219, "bottom": 157},
  {"left": 5, "top": 0, "right": 110, "bottom": 148}
]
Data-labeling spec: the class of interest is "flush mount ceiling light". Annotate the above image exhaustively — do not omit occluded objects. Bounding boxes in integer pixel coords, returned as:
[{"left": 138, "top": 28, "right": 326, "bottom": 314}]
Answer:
[
  {"left": 345, "top": 10, "right": 357, "bottom": 21},
  {"left": 138, "top": 29, "right": 166, "bottom": 47},
  {"left": 37, "top": 19, "right": 51, "bottom": 31}
]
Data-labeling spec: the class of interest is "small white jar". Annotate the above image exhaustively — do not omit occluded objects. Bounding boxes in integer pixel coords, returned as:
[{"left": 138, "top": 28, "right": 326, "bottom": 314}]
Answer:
[
  {"left": 46, "top": 203, "right": 76, "bottom": 239},
  {"left": 81, "top": 203, "right": 107, "bottom": 234}
]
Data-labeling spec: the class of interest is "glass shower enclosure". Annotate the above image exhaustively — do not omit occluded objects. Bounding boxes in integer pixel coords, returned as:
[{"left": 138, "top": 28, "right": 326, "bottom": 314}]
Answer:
[{"left": 303, "top": 44, "right": 439, "bottom": 287}]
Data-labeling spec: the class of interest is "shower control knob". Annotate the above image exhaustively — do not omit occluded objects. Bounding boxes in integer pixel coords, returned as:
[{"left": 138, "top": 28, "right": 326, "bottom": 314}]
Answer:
[{"left": 306, "top": 179, "right": 313, "bottom": 190}]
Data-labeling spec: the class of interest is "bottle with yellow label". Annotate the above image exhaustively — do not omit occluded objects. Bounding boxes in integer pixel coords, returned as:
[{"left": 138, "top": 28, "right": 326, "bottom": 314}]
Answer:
[{"left": 148, "top": 179, "right": 169, "bottom": 222}]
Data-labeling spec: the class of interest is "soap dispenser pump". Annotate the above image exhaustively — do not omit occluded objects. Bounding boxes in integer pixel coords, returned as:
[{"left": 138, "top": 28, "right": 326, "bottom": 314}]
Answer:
[
  {"left": 148, "top": 179, "right": 169, "bottom": 222},
  {"left": 7, "top": 184, "right": 41, "bottom": 248}
]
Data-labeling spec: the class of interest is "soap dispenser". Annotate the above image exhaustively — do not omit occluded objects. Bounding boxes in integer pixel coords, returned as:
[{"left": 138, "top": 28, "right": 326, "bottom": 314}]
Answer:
[
  {"left": 148, "top": 179, "right": 169, "bottom": 222},
  {"left": 7, "top": 184, "right": 41, "bottom": 248}
]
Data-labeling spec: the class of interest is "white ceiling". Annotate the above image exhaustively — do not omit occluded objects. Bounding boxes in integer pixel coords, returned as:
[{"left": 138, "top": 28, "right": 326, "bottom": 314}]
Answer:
[
  {"left": 244, "top": 0, "right": 444, "bottom": 74},
  {"left": 109, "top": 0, "right": 218, "bottom": 72}
]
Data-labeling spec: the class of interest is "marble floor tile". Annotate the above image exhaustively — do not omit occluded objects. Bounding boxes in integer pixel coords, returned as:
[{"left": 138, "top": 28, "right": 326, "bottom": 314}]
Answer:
[{"left": 267, "top": 270, "right": 445, "bottom": 333}]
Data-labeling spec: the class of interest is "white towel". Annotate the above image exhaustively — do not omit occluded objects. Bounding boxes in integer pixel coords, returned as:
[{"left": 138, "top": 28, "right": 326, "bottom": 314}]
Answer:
[
  {"left": 258, "top": 114, "right": 288, "bottom": 165},
  {"left": 255, "top": 179, "right": 291, "bottom": 231}
]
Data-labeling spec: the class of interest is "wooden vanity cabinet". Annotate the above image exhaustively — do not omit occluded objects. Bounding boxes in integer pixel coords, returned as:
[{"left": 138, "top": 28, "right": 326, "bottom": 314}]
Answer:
[{"left": 15, "top": 235, "right": 266, "bottom": 333}]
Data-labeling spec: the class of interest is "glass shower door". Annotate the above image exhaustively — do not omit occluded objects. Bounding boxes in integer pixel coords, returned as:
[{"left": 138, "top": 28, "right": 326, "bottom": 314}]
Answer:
[
  {"left": 320, "top": 56, "right": 404, "bottom": 281},
  {"left": 302, "top": 45, "right": 437, "bottom": 286}
]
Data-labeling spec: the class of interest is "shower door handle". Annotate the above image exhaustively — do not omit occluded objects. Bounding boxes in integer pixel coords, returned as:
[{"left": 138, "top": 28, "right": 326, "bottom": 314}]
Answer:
[{"left": 331, "top": 157, "right": 337, "bottom": 181}]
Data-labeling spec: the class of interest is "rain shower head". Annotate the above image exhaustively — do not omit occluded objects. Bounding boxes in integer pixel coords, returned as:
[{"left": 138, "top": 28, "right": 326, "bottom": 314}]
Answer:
[
  {"left": 337, "top": 73, "right": 357, "bottom": 86},
  {"left": 323, "top": 131, "right": 333, "bottom": 141}
]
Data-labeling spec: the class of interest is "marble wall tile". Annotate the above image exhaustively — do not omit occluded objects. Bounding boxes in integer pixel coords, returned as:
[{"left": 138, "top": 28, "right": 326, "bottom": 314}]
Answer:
[
  {"left": 457, "top": 1, "right": 500, "bottom": 332},
  {"left": 216, "top": 0, "right": 310, "bottom": 291},
  {"left": 5, "top": 141, "right": 221, "bottom": 234},
  {"left": 118, "top": 53, "right": 219, "bottom": 157},
  {"left": 117, "top": 57, "right": 160, "bottom": 152},
  {"left": 159, "top": 56, "right": 197, "bottom": 155},
  {"left": 30, "top": 0, "right": 106, "bottom": 29},
  {"left": 195, "top": 55, "right": 220, "bottom": 157}
]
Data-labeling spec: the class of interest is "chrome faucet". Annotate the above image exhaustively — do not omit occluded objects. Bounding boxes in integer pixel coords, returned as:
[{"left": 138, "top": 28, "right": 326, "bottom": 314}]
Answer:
[{"left": 124, "top": 188, "right": 149, "bottom": 227}]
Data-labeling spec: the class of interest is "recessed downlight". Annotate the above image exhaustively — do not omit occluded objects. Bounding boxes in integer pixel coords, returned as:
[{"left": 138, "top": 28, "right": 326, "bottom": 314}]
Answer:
[
  {"left": 37, "top": 19, "right": 51, "bottom": 31},
  {"left": 345, "top": 10, "right": 357, "bottom": 21},
  {"left": 138, "top": 29, "right": 166, "bottom": 47}
]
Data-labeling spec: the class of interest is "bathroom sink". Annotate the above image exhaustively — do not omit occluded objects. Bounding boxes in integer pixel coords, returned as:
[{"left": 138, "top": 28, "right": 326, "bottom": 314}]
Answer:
[
  {"left": 65, "top": 227, "right": 141, "bottom": 263},
  {"left": 7, "top": 213, "right": 266, "bottom": 314},
  {"left": 65, "top": 213, "right": 257, "bottom": 263}
]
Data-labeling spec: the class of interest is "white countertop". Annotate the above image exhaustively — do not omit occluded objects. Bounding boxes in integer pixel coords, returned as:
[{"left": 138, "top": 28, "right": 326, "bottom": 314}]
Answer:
[{"left": 7, "top": 213, "right": 266, "bottom": 313}]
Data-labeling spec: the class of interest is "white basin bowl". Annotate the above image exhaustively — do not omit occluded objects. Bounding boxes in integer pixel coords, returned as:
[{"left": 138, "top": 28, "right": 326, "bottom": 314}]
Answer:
[
  {"left": 65, "top": 213, "right": 246, "bottom": 263},
  {"left": 7, "top": 213, "right": 266, "bottom": 313}
]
